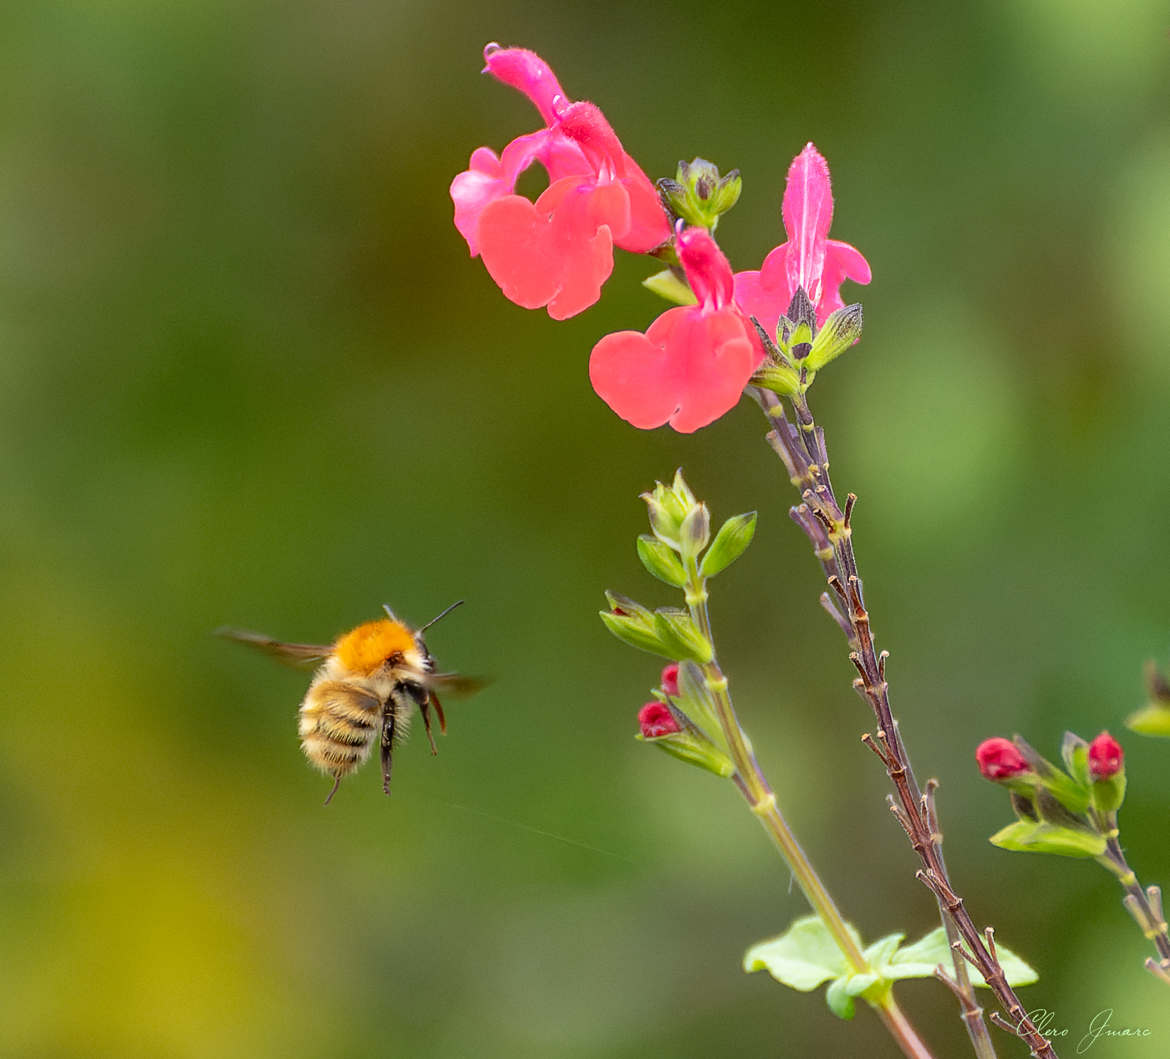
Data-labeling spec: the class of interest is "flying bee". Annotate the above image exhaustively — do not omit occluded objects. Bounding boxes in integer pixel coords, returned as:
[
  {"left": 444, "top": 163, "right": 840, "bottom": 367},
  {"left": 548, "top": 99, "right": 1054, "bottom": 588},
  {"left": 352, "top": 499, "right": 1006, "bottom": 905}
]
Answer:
[{"left": 219, "top": 601, "right": 480, "bottom": 804}]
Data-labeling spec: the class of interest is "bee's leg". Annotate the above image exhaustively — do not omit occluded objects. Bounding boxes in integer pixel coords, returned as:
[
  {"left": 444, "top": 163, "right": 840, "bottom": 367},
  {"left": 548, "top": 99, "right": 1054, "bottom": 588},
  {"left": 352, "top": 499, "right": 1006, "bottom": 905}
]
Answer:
[
  {"left": 323, "top": 775, "right": 342, "bottom": 807},
  {"left": 430, "top": 691, "right": 448, "bottom": 735},
  {"left": 380, "top": 705, "right": 396, "bottom": 796},
  {"left": 418, "top": 697, "right": 439, "bottom": 755}
]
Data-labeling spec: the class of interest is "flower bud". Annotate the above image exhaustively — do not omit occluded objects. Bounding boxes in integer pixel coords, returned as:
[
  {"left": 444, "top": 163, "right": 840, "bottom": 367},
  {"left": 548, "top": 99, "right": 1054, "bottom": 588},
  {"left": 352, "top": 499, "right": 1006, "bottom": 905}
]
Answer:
[
  {"left": 976, "top": 737, "right": 1029, "bottom": 780},
  {"left": 658, "top": 159, "right": 742, "bottom": 231},
  {"left": 1088, "top": 730, "right": 1126, "bottom": 812},
  {"left": 1088, "top": 731, "right": 1123, "bottom": 779},
  {"left": 641, "top": 470, "right": 703, "bottom": 553},
  {"left": 636, "top": 701, "right": 735, "bottom": 778},
  {"left": 660, "top": 663, "right": 680, "bottom": 698},
  {"left": 638, "top": 701, "right": 680, "bottom": 738}
]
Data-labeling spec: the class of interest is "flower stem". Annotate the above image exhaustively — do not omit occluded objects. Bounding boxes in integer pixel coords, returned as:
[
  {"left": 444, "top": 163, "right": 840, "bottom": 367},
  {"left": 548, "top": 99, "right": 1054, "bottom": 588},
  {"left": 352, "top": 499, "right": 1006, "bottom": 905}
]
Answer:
[
  {"left": 1094, "top": 820, "right": 1170, "bottom": 983},
  {"left": 684, "top": 557, "right": 936, "bottom": 1059},
  {"left": 751, "top": 385, "right": 1058, "bottom": 1059}
]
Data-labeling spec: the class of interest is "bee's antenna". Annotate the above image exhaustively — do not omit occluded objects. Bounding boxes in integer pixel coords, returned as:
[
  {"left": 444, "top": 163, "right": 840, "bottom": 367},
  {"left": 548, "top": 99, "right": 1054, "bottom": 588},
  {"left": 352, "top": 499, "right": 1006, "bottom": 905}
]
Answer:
[
  {"left": 417, "top": 599, "right": 465, "bottom": 634},
  {"left": 382, "top": 603, "right": 398, "bottom": 621}
]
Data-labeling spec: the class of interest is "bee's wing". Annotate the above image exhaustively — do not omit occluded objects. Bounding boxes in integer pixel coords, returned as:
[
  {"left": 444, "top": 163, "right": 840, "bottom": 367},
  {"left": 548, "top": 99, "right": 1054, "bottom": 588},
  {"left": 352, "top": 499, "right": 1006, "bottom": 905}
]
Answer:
[
  {"left": 215, "top": 627, "right": 332, "bottom": 668},
  {"left": 427, "top": 673, "right": 488, "bottom": 697}
]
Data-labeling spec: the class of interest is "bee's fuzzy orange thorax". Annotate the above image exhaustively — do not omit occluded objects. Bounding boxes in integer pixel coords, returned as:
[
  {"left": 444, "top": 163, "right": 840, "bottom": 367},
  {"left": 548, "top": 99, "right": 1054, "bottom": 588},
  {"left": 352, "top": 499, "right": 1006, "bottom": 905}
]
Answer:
[{"left": 333, "top": 619, "right": 416, "bottom": 676}]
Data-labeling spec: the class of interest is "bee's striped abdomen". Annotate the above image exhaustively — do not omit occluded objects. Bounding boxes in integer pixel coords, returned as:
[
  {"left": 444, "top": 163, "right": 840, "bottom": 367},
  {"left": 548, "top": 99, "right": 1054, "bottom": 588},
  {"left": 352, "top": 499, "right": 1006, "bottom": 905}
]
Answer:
[{"left": 298, "top": 678, "right": 381, "bottom": 779}]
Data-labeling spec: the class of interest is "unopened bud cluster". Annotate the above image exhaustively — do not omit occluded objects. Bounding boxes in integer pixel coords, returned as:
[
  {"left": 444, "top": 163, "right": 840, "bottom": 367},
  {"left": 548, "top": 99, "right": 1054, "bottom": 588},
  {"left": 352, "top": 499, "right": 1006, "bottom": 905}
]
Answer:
[
  {"left": 658, "top": 158, "right": 742, "bottom": 232},
  {"left": 602, "top": 471, "right": 757, "bottom": 778},
  {"left": 975, "top": 730, "right": 1127, "bottom": 859}
]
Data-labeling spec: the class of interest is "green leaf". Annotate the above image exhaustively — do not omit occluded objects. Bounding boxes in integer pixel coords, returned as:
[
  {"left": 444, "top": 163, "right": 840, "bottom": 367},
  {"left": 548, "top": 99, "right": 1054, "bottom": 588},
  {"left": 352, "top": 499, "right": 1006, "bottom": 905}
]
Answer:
[
  {"left": 699, "top": 512, "right": 757, "bottom": 579},
  {"left": 743, "top": 915, "right": 858, "bottom": 991},
  {"left": 888, "top": 927, "right": 1039, "bottom": 988},
  {"left": 652, "top": 609, "right": 713, "bottom": 663},
  {"left": 636, "top": 536, "right": 686, "bottom": 587},
  {"left": 862, "top": 932, "right": 905, "bottom": 969},
  {"left": 1126, "top": 703, "right": 1170, "bottom": 738},
  {"left": 989, "top": 819, "right": 1106, "bottom": 859}
]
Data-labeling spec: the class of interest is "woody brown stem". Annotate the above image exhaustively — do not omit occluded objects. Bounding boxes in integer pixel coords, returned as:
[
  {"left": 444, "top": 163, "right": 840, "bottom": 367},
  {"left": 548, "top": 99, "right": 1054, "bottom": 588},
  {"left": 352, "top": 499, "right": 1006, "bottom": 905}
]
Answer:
[{"left": 750, "top": 385, "right": 1057, "bottom": 1059}]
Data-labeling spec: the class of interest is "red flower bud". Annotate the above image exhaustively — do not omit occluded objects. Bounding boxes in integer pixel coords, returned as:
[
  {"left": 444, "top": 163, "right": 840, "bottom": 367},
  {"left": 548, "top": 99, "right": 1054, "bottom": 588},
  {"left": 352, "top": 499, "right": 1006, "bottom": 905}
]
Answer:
[
  {"left": 639, "top": 701, "right": 679, "bottom": 738},
  {"left": 975, "top": 737, "right": 1029, "bottom": 780},
  {"left": 1088, "top": 731, "right": 1124, "bottom": 779},
  {"left": 660, "top": 663, "right": 680, "bottom": 698}
]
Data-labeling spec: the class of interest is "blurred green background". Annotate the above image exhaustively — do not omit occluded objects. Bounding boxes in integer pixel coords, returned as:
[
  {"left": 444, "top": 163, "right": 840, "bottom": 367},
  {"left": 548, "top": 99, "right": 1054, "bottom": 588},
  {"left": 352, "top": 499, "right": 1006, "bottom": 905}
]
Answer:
[{"left": 3, "top": 1, "right": 1169, "bottom": 1056}]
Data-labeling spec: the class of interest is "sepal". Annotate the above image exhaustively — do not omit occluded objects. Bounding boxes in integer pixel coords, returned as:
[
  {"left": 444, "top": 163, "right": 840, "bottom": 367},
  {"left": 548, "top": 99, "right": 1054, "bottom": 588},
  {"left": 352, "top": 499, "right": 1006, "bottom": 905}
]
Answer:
[
  {"left": 805, "top": 304, "right": 863, "bottom": 371},
  {"left": 642, "top": 268, "right": 698, "bottom": 306},
  {"left": 636, "top": 536, "right": 687, "bottom": 587},
  {"left": 699, "top": 512, "right": 757, "bottom": 578}
]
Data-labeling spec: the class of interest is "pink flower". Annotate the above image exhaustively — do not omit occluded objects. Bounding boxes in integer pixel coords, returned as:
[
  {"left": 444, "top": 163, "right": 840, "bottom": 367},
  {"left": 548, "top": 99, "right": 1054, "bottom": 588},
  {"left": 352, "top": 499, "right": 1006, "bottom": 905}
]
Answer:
[
  {"left": 638, "top": 702, "right": 680, "bottom": 738},
  {"left": 451, "top": 44, "right": 670, "bottom": 319},
  {"left": 1088, "top": 731, "right": 1124, "bottom": 780},
  {"left": 589, "top": 227, "right": 763, "bottom": 433},
  {"left": 975, "top": 737, "right": 1029, "bottom": 781},
  {"left": 660, "top": 663, "right": 680, "bottom": 698},
  {"left": 734, "top": 143, "right": 871, "bottom": 332}
]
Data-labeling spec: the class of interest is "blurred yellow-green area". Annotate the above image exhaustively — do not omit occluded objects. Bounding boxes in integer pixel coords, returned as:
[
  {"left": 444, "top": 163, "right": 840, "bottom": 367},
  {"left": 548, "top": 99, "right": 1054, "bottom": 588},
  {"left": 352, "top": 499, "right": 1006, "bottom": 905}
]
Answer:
[{"left": 3, "top": 2, "right": 1169, "bottom": 1056}]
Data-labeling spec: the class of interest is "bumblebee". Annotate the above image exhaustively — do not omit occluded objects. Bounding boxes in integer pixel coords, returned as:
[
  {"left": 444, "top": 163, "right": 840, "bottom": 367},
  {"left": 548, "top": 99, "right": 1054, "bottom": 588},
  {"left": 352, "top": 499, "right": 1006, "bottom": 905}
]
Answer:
[{"left": 220, "top": 602, "right": 478, "bottom": 804}]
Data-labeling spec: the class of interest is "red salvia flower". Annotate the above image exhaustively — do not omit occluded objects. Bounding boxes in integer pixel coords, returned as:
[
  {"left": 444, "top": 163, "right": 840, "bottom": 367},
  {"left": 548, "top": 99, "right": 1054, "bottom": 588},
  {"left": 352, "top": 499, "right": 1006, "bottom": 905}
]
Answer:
[
  {"left": 451, "top": 44, "right": 669, "bottom": 319},
  {"left": 589, "top": 227, "right": 763, "bottom": 433},
  {"left": 734, "top": 143, "right": 871, "bottom": 332}
]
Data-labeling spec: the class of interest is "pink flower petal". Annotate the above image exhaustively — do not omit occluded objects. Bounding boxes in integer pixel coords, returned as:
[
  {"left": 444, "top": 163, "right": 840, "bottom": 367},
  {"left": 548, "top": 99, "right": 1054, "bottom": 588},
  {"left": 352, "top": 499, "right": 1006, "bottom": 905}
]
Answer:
[
  {"left": 589, "top": 304, "right": 757, "bottom": 433},
  {"left": 677, "top": 227, "right": 735, "bottom": 309},
  {"left": 615, "top": 164, "right": 671, "bottom": 251},
  {"left": 782, "top": 143, "right": 834, "bottom": 305},
  {"left": 477, "top": 176, "right": 630, "bottom": 319},
  {"left": 733, "top": 243, "right": 791, "bottom": 336},
  {"left": 451, "top": 132, "right": 558, "bottom": 256},
  {"left": 482, "top": 44, "right": 566, "bottom": 126}
]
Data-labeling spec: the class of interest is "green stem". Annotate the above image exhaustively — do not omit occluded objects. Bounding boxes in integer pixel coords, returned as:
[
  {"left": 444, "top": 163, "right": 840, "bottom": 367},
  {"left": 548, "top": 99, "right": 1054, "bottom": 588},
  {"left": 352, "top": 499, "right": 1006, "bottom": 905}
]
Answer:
[{"left": 683, "top": 556, "right": 935, "bottom": 1059}]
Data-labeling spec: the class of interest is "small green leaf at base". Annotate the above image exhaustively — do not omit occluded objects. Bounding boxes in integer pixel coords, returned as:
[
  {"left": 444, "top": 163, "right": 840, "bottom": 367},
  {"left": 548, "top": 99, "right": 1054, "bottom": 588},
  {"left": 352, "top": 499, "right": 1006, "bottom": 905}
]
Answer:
[
  {"left": 744, "top": 916, "right": 858, "bottom": 991},
  {"left": 746, "top": 916, "right": 1037, "bottom": 1022}
]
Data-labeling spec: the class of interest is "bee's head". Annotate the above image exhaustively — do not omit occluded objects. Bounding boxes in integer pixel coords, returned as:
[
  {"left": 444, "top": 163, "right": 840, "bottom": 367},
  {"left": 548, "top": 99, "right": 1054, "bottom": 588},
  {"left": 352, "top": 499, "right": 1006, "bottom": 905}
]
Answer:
[{"left": 334, "top": 618, "right": 418, "bottom": 677}]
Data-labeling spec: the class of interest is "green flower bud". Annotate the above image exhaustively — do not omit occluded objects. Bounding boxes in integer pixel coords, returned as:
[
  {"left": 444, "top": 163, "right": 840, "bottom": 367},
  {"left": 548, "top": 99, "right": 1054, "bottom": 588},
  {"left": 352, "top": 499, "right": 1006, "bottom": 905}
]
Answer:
[
  {"left": 651, "top": 608, "right": 713, "bottom": 664},
  {"left": 637, "top": 701, "right": 735, "bottom": 778},
  {"left": 600, "top": 596, "right": 677, "bottom": 660},
  {"left": 658, "top": 159, "right": 742, "bottom": 231},
  {"left": 679, "top": 503, "right": 710, "bottom": 561},
  {"left": 641, "top": 470, "right": 702, "bottom": 552}
]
